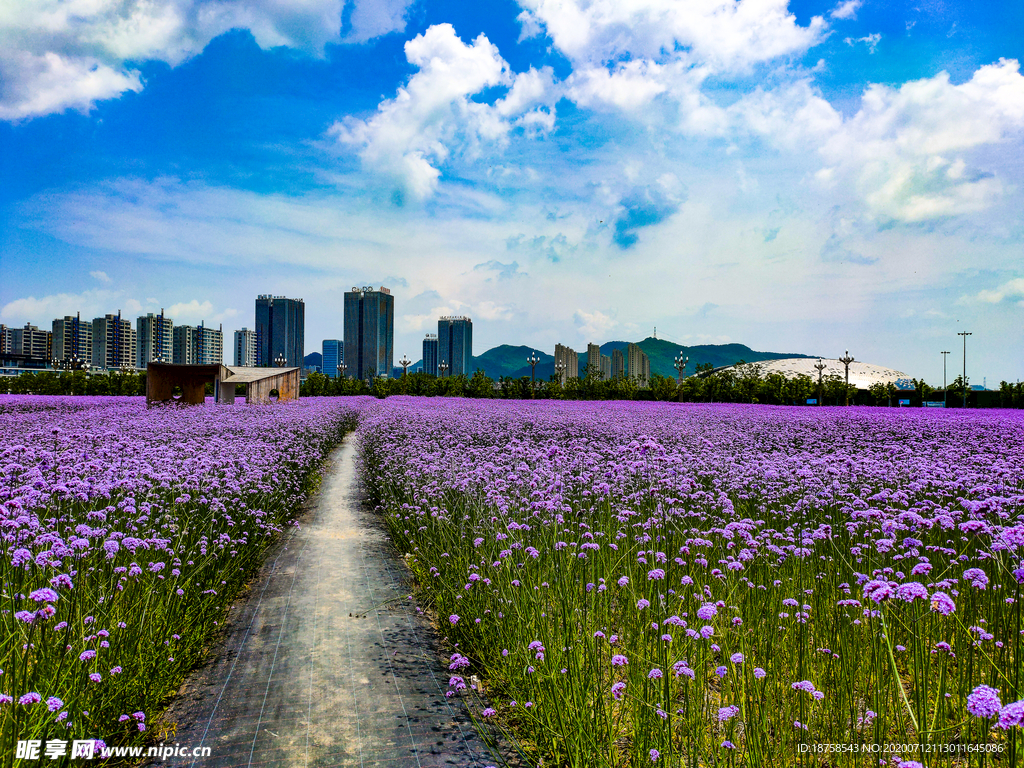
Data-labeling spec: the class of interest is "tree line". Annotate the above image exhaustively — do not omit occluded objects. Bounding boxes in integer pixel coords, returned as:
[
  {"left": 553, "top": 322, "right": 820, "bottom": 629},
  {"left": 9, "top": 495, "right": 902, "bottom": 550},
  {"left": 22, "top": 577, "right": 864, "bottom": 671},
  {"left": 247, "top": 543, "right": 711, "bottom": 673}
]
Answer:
[{"left": 2, "top": 365, "right": 1021, "bottom": 408}]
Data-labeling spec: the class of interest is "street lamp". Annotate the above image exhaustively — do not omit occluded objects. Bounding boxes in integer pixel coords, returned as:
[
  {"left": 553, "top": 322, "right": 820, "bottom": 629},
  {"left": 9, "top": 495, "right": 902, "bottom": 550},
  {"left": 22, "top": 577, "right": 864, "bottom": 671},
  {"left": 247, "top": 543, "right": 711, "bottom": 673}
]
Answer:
[
  {"left": 399, "top": 355, "right": 412, "bottom": 377},
  {"left": 439, "top": 361, "right": 449, "bottom": 378},
  {"left": 554, "top": 361, "right": 566, "bottom": 387},
  {"left": 941, "top": 351, "right": 950, "bottom": 408},
  {"left": 274, "top": 354, "right": 286, "bottom": 368},
  {"left": 958, "top": 332, "right": 972, "bottom": 408},
  {"left": 337, "top": 362, "right": 347, "bottom": 379},
  {"left": 838, "top": 350, "right": 855, "bottom": 406},
  {"left": 527, "top": 352, "right": 540, "bottom": 395},
  {"left": 813, "top": 358, "right": 827, "bottom": 406},
  {"left": 674, "top": 353, "right": 689, "bottom": 384}
]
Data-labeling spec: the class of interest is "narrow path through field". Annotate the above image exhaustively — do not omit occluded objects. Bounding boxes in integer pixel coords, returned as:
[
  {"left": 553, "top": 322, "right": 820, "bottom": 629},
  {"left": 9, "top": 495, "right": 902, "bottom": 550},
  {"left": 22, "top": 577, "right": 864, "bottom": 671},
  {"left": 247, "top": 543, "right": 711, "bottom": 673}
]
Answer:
[{"left": 157, "top": 436, "right": 490, "bottom": 768}]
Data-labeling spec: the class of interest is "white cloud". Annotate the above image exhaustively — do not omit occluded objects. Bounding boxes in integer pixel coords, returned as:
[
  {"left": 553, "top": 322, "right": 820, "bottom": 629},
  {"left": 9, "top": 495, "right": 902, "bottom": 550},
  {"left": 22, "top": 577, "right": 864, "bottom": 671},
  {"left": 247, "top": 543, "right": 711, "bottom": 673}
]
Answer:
[
  {"left": 518, "top": 0, "right": 825, "bottom": 74},
  {"left": 845, "top": 32, "right": 881, "bottom": 53},
  {"left": 510, "top": 0, "right": 827, "bottom": 131},
  {"left": 89, "top": 270, "right": 112, "bottom": 283},
  {"left": 829, "top": 0, "right": 862, "bottom": 20},
  {"left": 332, "top": 24, "right": 557, "bottom": 199},
  {"left": 574, "top": 309, "right": 616, "bottom": 338},
  {"left": 166, "top": 299, "right": 238, "bottom": 325},
  {"left": 2, "top": 288, "right": 123, "bottom": 324},
  {"left": 0, "top": 0, "right": 411, "bottom": 120},
  {"left": 817, "top": 59, "right": 1024, "bottom": 222},
  {"left": 736, "top": 59, "right": 1024, "bottom": 223},
  {"left": 968, "top": 278, "right": 1024, "bottom": 305}
]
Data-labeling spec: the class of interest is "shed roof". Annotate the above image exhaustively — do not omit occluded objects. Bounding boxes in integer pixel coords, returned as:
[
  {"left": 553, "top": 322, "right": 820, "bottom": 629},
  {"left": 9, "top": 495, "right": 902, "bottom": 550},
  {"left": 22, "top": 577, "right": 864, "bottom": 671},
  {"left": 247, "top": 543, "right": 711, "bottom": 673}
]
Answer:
[{"left": 220, "top": 366, "right": 301, "bottom": 383}]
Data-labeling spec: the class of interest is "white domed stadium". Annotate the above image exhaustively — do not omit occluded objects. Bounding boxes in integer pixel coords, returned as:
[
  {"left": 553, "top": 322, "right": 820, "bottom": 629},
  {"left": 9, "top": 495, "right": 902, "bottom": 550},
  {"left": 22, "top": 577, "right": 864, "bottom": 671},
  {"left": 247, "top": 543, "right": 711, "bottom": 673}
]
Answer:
[{"left": 723, "top": 358, "right": 912, "bottom": 390}]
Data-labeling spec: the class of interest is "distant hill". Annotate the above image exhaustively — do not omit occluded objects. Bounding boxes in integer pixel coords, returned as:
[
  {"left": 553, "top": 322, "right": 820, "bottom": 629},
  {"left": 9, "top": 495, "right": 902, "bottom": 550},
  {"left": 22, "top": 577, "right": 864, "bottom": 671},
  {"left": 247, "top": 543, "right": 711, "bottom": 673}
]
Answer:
[
  {"left": 467, "top": 338, "right": 814, "bottom": 381},
  {"left": 343, "top": 339, "right": 812, "bottom": 380},
  {"left": 304, "top": 352, "right": 322, "bottom": 370},
  {"left": 619, "top": 338, "right": 814, "bottom": 379}
]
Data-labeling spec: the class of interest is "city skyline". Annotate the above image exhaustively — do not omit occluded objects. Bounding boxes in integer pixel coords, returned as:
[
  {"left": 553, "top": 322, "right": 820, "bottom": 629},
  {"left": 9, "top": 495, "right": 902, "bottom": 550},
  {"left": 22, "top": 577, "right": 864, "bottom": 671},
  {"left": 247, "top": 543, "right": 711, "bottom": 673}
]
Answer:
[{"left": 1, "top": 0, "right": 1022, "bottom": 383}]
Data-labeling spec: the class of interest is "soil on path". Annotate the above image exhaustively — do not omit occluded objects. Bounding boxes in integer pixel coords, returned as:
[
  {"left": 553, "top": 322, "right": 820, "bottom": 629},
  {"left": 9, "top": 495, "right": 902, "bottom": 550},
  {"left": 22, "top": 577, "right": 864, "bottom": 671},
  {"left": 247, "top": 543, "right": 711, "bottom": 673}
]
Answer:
[{"left": 154, "top": 436, "right": 491, "bottom": 768}]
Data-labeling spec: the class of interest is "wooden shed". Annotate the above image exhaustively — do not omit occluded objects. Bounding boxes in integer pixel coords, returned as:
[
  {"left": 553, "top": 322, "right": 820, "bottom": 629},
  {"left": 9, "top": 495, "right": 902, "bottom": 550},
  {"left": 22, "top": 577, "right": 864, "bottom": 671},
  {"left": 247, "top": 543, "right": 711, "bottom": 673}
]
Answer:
[{"left": 146, "top": 363, "right": 300, "bottom": 406}]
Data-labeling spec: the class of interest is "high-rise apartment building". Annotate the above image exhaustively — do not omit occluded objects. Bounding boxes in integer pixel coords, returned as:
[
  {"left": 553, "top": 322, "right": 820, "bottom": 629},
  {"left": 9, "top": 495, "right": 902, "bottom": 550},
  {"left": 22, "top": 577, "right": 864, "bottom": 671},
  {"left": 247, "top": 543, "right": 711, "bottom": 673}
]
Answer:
[
  {"left": 600, "top": 354, "right": 612, "bottom": 380},
  {"left": 422, "top": 334, "right": 438, "bottom": 376},
  {"left": 92, "top": 313, "right": 137, "bottom": 369},
  {"left": 173, "top": 325, "right": 196, "bottom": 364},
  {"left": 0, "top": 325, "right": 11, "bottom": 356},
  {"left": 234, "top": 328, "right": 257, "bottom": 367},
  {"left": 194, "top": 323, "right": 223, "bottom": 365},
  {"left": 554, "top": 343, "right": 579, "bottom": 385},
  {"left": 11, "top": 324, "right": 52, "bottom": 364},
  {"left": 52, "top": 314, "right": 93, "bottom": 364},
  {"left": 586, "top": 343, "right": 603, "bottom": 379},
  {"left": 343, "top": 286, "right": 394, "bottom": 381},
  {"left": 612, "top": 349, "right": 625, "bottom": 379},
  {"left": 437, "top": 316, "right": 472, "bottom": 376},
  {"left": 137, "top": 311, "right": 174, "bottom": 368},
  {"left": 322, "top": 339, "right": 342, "bottom": 378},
  {"left": 255, "top": 295, "right": 305, "bottom": 367},
  {"left": 627, "top": 343, "right": 651, "bottom": 387}
]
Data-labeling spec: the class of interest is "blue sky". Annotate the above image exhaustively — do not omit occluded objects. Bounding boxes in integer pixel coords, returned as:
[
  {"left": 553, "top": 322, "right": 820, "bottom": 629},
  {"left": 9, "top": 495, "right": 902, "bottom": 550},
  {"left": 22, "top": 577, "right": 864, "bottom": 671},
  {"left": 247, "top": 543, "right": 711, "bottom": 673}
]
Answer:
[{"left": 1, "top": 0, "right": 1022, "bottom": 384}]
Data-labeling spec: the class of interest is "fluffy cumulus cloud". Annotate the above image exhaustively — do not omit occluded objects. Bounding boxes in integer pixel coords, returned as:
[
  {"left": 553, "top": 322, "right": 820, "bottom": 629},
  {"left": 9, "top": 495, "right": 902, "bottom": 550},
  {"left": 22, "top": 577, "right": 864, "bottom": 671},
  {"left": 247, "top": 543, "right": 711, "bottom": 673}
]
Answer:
[
  {"left": 1, "top": 288, "right": 133, "bottom": 324},
  {"left": 0, "top": 0, "right": 410, "bottom": 120},
  {"left": 816, "top": 59, "right": 1024, "bottom": 222},
  {"left": 519, "top": 0, "right": 826, "bottom": 111},
  {"left": 332, "top": 24, "right": 556, "bottom": 199}
]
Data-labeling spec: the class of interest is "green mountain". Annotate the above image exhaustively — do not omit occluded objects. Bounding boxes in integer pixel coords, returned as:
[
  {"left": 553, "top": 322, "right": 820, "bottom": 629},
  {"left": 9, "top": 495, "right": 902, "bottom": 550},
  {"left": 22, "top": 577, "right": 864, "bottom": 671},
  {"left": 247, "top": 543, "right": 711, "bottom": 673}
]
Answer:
[
  {"left": 614, "top": 338, "right": 814, "bottom": 379},
  {"left": 464, "top": 338, "right": 814, "bottom": 381},
  {"left": 471, "top": 344, "right": 553, "bottom": 379}
]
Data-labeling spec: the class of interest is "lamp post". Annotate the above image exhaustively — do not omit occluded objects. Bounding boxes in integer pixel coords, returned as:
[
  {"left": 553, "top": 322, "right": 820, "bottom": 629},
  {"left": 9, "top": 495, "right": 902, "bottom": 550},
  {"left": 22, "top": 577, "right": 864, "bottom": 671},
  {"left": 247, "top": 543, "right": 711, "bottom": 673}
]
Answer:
[
  {"left": 554, "top": 361, "right": 566, "bottom": 387},
  {"left": 399, "top": 355, "right": 412, "bottom": 377},
  {"left": 274, "top": 354, "right": 286, "bottom": 368},
  {"left": 838, "top": 350, "right": 855, "bottom": 406},
  {"left": 439, "top": 361, "right": 449, "bottom": 378},
  {"left": 337, "top": 362, "right": 347, "bottom": 379},
  {"left": 814, "top": 358, "right": 827, "bottom": 406},
  {"left": 674, "top": 353, "right": 689, "bottom": 384},
  {"left": 958, "top": 332, "right": 971, "bottom": 408},
  {"left": 941, "top": 350, "right": 950, "bottom": 408},
  {"left": 527, "top": 352, "right": 540, "bottom": 395}
]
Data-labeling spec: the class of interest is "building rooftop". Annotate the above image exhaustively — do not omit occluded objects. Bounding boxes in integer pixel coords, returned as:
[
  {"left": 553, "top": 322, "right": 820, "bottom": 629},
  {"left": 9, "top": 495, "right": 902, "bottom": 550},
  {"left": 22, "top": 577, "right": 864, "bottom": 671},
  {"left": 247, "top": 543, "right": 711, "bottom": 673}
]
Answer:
[{"left": 719, "top": 357, "right": 911, "bottom": 389}]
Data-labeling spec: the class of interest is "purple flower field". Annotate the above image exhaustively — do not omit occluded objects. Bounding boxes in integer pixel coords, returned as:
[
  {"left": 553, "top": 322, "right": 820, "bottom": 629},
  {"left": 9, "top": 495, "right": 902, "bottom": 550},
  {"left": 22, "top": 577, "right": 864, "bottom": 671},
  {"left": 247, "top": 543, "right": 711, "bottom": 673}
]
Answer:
[
  {"left": 1, "top": 396, "right": 362, "bottom": 756},
  {"left": 361, "top": 398, "right": 1024, "bottom": 766}
]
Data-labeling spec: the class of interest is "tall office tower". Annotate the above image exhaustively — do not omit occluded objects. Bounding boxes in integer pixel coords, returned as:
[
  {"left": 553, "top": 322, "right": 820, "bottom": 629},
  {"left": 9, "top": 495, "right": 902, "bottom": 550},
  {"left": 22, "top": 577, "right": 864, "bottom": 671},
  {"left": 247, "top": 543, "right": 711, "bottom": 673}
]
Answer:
[
  {"left": 600, "top": 354, "right": 612, "bottom": 381},
  {"left": 612, "top": 348, "right": 625, "bottom": 379},
  {"left": 173, "top": 325, "right": 196, "bottom": 364},
  {"left": 343, "top": 286, "right": 394, "bottom": 381},
  {"left": 255, "top": 295, "right": 305, "bottom": 367},
  {"left": 194, "top": 323, "right": 224, "bottom": 365},
  {"left": 422, "top": 334, "right": 438, "bottom": 376},
  {"left": 11, "top": 324, "right": 52, "bottom": 364},
  {"left": 52, "top": 314, "right": 93, "bottom": 363},
  {"left": 0, "top": 325, "right": 10, "bottom": 355},
  {"left": 137, "top": 311, "right": 174, "bottom": 368},
  {"left": 92, "top": 312, "right": 137, "bottom": 369},
  {"left": 587, "top": 343, "right": 603, "bottom": 379},
  {"left": 627, "top": 343, "right": 651, "bottom": 387},
  {"left": 437, "top": 316, "right": 473, "bottom": 376},
  {"left": 322, "top": 339, "right": 342, "bottom": 377},
  {"left": 554, "top": 343, "right": 579, "bottom": 385},
  {"left": 234, "top": 328, "right": 258, "bottom": 367}
]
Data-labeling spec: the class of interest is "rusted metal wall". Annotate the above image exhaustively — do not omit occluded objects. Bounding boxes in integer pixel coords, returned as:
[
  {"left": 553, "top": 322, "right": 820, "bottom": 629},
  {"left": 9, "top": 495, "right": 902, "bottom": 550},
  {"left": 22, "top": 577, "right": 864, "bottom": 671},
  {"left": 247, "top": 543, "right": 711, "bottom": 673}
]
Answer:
[{"left": 146, "top": 363, "right": 227, "bottom": 406}]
